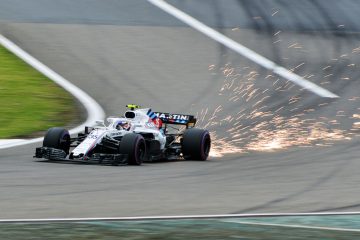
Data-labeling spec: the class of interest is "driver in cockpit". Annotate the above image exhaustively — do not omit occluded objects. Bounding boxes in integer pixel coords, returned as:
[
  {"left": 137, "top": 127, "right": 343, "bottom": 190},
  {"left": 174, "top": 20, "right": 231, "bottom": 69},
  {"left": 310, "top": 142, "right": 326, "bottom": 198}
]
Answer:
[{"left": 116, "top": 121, "right": 131, "bottom": 131}]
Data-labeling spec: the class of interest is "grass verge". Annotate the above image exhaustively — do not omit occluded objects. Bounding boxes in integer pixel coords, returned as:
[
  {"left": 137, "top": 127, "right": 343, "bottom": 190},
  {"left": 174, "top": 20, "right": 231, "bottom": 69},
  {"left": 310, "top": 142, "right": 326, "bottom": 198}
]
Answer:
[{"left": 0, "top": 44, "right": 78, "bottom": 138}]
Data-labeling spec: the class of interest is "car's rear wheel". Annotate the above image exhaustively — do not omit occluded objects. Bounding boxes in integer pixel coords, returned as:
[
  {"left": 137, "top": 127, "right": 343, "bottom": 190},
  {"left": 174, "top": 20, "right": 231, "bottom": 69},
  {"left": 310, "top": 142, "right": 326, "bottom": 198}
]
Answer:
[
  {"left": 119, "top": 133, "right": 146, "bottom": 165},
  {"left": 43, "top": 127, "right": 71, "bottom": 154},
  {"left": 182, "top": 128, "right": 211, "bottom": 161}
]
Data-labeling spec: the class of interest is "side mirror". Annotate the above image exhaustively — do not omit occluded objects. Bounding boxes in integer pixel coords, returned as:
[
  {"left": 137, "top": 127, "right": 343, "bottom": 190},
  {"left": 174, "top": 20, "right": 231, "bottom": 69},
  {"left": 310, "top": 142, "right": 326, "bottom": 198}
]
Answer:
[{"left": 95, "top": 120, "right": 105, "bottom": 126}]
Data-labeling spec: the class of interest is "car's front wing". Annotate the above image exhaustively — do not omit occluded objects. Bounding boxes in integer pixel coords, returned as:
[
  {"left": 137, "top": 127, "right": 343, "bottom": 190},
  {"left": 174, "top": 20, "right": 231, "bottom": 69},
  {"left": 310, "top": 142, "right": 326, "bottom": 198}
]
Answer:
[{"left": 34, "top": 147, "right": 128, "bottom": 165}]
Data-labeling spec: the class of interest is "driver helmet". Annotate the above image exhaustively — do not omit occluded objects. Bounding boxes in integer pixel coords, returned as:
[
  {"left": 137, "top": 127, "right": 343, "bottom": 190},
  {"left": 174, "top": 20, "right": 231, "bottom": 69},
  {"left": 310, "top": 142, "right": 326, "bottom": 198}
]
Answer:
[{"left": 116, "top": 121, "right": 131, "bottom": 131}]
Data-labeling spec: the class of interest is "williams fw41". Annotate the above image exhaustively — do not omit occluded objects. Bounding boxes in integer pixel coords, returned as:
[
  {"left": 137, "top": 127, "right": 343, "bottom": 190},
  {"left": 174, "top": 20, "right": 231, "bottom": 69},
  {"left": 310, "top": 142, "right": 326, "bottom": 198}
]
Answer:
[{"left": 34, "top": 105, "right": 211, "bottom": 165}]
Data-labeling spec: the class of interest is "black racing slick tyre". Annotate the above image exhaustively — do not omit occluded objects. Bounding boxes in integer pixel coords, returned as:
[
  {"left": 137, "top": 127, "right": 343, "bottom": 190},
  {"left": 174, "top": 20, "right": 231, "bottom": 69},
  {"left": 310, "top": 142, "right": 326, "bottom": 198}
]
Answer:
[
  {"left": 182, "top": 128, "right": 211, "bottom": 161},
  {"left": 119, "top": 133, "right": 146, "bottom": 165},
  {"left": 43, "top": 127, "right": 71, "bottom": 154}
]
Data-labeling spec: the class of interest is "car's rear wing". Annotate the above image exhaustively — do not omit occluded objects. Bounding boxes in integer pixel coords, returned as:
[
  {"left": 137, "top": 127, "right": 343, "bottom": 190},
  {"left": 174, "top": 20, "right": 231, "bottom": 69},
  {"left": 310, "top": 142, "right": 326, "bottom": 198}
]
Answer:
[{"left": 154, "top": 112, "right": 197, "bottom": 128}]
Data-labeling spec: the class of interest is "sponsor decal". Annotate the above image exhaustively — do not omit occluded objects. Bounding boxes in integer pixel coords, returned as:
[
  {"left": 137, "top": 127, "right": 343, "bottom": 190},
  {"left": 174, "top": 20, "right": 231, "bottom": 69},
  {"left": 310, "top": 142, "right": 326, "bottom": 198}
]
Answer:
[
  {"left": 153, "top": 118, "right": 163, "bottom": 128},
  {"left": 154, "top": 112, "right": 190, "bottom": 121},
  {"left": 109, "top": 132, "right": 123, "bottom": 137},
  {"left": 145, "top": 122, "right": 156, "bottom": 128}
]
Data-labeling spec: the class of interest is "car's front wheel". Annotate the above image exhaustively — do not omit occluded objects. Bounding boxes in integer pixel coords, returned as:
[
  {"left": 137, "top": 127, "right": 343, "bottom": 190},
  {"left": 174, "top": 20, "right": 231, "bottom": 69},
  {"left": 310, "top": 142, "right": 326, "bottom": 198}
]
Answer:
[
  {"left": 119, "top": 133, "right": 146, "bottom": 165},
  {"left": 43, "top": 127, "right": 70, "bottom": 154}
]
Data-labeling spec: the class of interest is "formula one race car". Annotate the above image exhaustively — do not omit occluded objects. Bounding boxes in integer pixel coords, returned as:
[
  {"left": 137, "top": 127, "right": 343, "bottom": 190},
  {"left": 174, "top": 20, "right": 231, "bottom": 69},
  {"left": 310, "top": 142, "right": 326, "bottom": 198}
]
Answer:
[{"left": 34, "top": 105, "right": 211, "bottom": 165}]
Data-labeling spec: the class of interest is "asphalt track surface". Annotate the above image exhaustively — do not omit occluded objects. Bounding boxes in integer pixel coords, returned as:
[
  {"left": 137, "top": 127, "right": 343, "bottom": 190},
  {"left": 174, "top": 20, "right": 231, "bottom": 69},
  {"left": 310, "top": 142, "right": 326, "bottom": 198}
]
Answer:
[{"left": 0, "top": 0, "right": 360, "bottom": 218}]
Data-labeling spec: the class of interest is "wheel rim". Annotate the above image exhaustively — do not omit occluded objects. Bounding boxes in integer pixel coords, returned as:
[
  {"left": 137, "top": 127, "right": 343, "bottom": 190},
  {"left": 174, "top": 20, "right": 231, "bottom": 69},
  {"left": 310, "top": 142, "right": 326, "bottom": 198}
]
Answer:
[
  {"left": 135, "top": 141, "right": 145, "bottom": 164},
  {"left": 204, "top": 137, "right": 210, "bottom": 156},
  {"left": 201, "top": 134, "right": 211, "bottom": 159},
  {"left": 59, "top": 134, "right": 70, "bottom": 154}
]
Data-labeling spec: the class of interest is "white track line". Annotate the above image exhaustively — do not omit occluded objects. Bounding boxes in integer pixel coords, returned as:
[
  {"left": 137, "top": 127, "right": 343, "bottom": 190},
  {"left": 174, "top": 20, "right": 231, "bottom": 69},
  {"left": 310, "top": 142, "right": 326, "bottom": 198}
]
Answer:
[
  {"left": 0, "top": 34, "right": 105, "bottom": 149},
  {"left": 224, "top": 220, "right": 360, "bottom": 232},
  {"left": 1, "top": 212, "right": 360, "bottom": 223},
  {"left": 147, "top": 0, "right": 339, "bottom": 99}
]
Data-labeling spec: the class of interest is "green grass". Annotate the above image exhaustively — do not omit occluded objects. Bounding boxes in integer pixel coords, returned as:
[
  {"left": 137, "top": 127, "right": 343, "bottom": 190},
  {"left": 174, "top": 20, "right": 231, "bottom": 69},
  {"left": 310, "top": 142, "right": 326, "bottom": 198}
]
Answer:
[{"left": 0, "top": 45, "right": 78, "bottom": 138}]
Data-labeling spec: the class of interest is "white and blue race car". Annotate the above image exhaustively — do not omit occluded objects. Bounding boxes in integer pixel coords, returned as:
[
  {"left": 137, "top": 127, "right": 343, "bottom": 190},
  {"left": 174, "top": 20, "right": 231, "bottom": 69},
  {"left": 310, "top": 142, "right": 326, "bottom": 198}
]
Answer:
[{"left": 34, "top": 105, "right": 211, "bottom": 165}]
